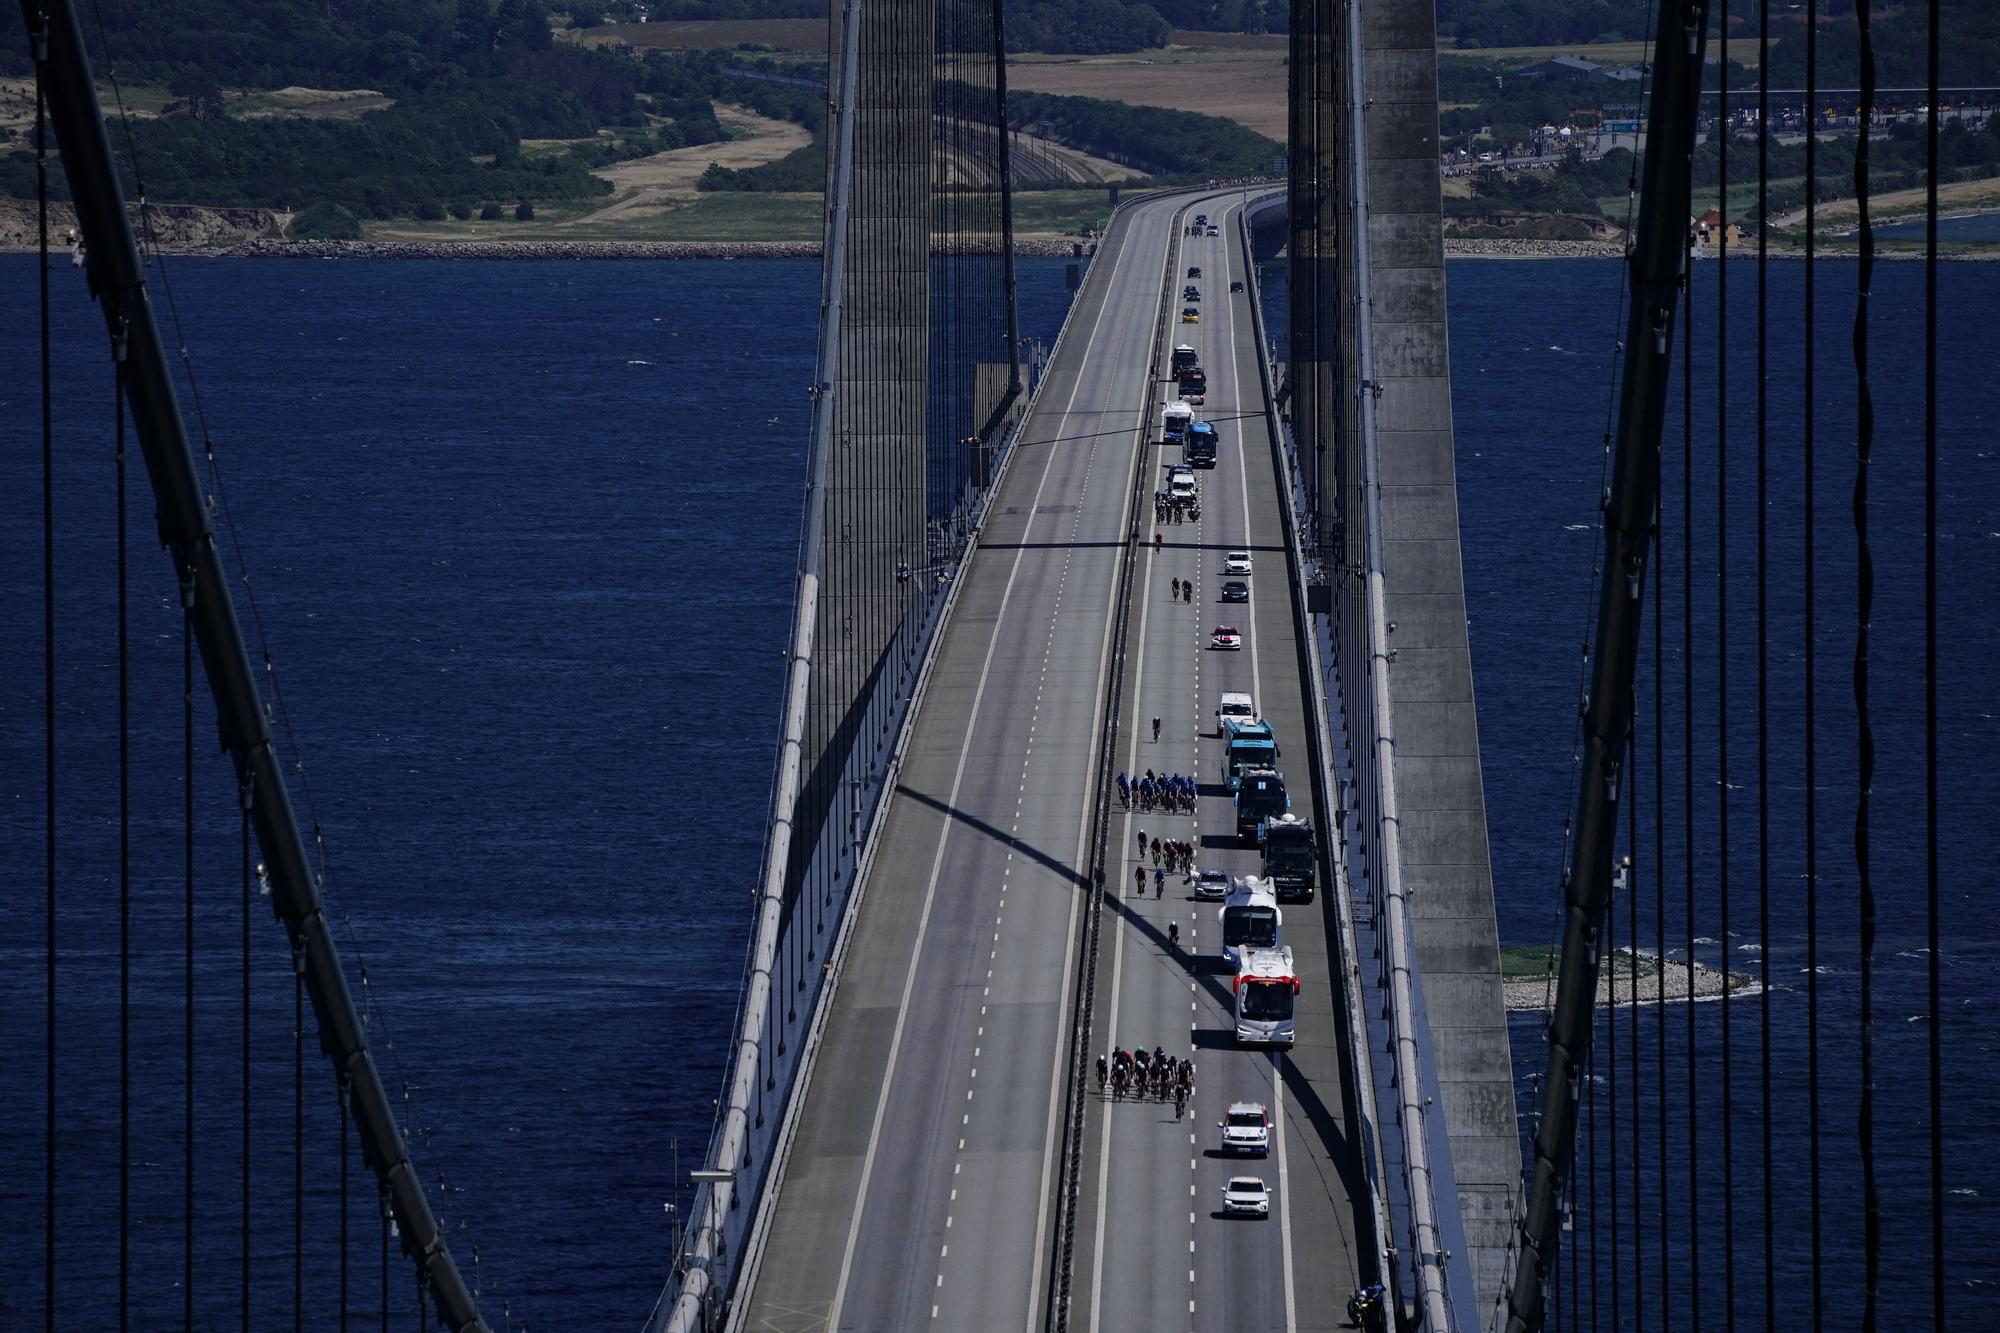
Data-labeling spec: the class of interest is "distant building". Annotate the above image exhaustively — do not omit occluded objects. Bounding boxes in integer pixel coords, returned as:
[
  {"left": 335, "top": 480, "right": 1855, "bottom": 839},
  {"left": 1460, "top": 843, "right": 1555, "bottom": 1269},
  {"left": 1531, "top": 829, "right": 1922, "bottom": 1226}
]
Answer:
[
  {"left": 1516, "top": 56, "right": 1603, "bottom": 82},
  {"left": 1691, "top": 208, "right": 1743, "bottom": 253}
]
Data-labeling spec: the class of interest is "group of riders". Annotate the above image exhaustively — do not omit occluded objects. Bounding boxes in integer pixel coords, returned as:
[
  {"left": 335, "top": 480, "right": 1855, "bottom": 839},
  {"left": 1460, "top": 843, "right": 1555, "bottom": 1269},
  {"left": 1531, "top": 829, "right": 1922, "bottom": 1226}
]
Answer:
[
  {"left": 1118, "top": 769, "right": 1194, "bottom": 813},
  {"left": 1098, "top": 1045, "right": 1196, "bottom": 1117},
  {"left": 1154, "top": 491, "right": 1200, "bottom": 525}
]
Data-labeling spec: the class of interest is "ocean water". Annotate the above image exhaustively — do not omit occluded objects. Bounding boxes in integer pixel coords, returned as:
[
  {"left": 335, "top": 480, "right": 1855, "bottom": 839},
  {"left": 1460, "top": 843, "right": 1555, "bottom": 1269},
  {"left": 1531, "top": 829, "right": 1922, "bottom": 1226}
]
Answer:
[
  {"left": 0, "top": 249, "right": 1993, "bottom": 1328},
  {"left": 0, "top": 255, "right": 1072, "bottom": 1329},
  {"left": 1267, "top": 255, "right": 2000, "bottom": 1326}
]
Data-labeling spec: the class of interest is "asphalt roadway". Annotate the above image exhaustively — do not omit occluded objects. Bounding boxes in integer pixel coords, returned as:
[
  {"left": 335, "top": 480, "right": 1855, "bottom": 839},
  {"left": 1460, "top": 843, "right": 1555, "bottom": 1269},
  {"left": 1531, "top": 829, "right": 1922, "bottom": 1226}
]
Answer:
[
  {"left": 1062, "top": 197, "right": 1364, "bottom": 1333},
  {"left": 733, "top": 191, "right": 1364, "bottom": 1333}
]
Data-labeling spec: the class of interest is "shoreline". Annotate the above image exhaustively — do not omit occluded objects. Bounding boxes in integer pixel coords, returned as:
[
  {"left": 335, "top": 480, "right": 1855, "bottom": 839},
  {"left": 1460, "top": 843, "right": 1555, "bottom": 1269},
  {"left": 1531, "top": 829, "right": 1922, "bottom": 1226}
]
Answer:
[
  {"left": 0, "top": 235, "right": 1097, "bottom": 260},
  {"left": 4, "top": 235, "right": 1994, "bottom": 262},
  {"left": 1503, "top": 946, "right": 1762, "bottom": 1012}
]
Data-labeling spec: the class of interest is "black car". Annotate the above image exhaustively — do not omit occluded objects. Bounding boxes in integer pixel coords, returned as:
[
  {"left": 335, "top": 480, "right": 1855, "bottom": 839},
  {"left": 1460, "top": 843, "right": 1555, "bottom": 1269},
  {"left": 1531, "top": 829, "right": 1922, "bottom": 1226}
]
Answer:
[
  {"left": 1188, "top": 265, "right": 1202, "bottom": 279},
  {"left": 1183, "top": 285, "right": 1201, "bottom": 301},
  {"left": 1221, "top": 580, "right": 1250, "bottom": 603},
  {"left": 1230, "top": 280, "right": 1245, "bottom": 293}
]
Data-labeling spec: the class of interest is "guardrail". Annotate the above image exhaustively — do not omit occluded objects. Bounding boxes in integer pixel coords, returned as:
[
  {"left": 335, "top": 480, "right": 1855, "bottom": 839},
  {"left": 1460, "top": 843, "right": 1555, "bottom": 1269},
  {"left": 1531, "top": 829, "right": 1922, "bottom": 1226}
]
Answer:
[
  {"left": 1334, "top": 3, "right": 1459, "bottom": 1322},
  {"left": 1045, "top": 190, "right": 1208, "bottom": 1332},
  {"left": 657, "top": 176, "right": 1207, "bottom": 1333},
  {"left": 1232, "top": 193, "right": 1399, "bottom": 1311}
]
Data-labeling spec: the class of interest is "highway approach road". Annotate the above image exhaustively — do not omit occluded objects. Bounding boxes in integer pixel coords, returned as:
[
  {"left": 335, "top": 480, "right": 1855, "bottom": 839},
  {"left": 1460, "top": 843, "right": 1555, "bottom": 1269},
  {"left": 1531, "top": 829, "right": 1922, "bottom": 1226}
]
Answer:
[{"left": 733, "top": 189, "right": 1367, "bottom": 1333}]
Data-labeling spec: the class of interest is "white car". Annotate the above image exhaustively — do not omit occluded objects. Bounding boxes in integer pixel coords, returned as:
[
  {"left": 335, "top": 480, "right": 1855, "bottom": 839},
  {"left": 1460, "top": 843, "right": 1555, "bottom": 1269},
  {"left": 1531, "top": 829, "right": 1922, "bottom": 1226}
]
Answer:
[
  {"left": 1220, "top": 1102, "right": 1271, "bottom": 1156},
  {"left": 1224, "top": 550, "right": 1252, "bottom": 576},
  {"left": 1210, "top": 625, "right": 1242, "bottom": 651},
  {"left": 1170, "top": 476, "right": 1198, "bottom": 502},
  {"left": 1221, "top": 1175, "right": 1271, "bottom": 1217},
  {"left": 1216, "top": 691, "right": 1257, "bottom": 728}
]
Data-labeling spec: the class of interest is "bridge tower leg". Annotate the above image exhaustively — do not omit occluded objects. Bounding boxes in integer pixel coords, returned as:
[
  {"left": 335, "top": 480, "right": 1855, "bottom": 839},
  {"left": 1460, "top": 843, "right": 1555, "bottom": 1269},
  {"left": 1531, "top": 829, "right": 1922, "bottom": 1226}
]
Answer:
[{"left": 1289, "top": 0, "right": 1523, "bottom": 1319}]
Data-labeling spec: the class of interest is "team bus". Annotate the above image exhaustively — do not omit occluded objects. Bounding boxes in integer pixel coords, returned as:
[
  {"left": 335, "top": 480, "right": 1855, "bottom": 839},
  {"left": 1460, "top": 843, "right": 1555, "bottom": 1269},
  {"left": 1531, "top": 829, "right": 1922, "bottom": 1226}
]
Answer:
[
  {"left": 1220, "top": 876, "right": 1282, "bottom": 968},
  {"left": 1185, "top": 419, "right": 1218, "bottom": 466},
  {"left": 1234, "top": 946, "right": 1299, "bottom": 1045},
  {"left": 1162, "top": 399, "right": 1193, "bottom": 443},
  {"left": 1222, "top": 717, "right": 1278, "bottom": 790}
]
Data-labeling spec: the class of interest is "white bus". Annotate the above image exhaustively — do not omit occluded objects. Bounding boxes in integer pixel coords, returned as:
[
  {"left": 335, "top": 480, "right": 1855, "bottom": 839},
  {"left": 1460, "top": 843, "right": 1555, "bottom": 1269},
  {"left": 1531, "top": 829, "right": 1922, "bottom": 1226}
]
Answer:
[
  {"left": 1162, "top": 399, "right": 1193, "bottom": 443},
  {"left": 1219, "top": 876, "right": 1281, "bottom": 969},
  {"left": 1233, "top": 946, "right": 1299, "bottom": 1046}
]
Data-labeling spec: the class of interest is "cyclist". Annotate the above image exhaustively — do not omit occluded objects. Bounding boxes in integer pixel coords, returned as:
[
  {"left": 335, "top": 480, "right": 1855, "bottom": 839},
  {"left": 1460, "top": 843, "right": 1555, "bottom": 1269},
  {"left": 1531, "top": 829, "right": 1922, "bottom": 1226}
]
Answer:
[
  {"left": 1096, "top": 1053, "right": 1108, "bottom": 1091},
  {"left": 1168, "top": 921, "right": 1180, "bottom": 949},
  {"left": 1134, "top": 865, "right": 1146, "bottom": 895},
  {"left": 1171, "top": 577, "right": 1182, "bottom": 600},
  {"left": 1154, "top": 866, "right": 1166, "bottom": 896},
  {"left": 1116, "top": 772, "right": 1129, "bottom": 806},
  {"left": 1154, "top": 531, "right": 1163, "bottom": 550},
  {"left": 1152, "top": 715, "right": 1162, "bottom": 743}
]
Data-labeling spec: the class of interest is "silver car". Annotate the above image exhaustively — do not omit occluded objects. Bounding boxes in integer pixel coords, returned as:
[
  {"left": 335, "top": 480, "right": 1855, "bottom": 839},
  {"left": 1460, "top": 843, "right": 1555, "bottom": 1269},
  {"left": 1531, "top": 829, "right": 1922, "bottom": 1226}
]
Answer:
[{"left": 1193, "top": 869, "right": 1231, "bottom": 901}]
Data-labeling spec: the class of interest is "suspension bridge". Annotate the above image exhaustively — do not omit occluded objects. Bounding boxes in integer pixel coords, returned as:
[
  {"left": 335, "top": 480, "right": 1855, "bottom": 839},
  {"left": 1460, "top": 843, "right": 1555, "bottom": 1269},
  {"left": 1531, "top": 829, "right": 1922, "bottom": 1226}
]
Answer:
[{"left": 5, "top": 0, "right": 1980, "bottom": 1329}]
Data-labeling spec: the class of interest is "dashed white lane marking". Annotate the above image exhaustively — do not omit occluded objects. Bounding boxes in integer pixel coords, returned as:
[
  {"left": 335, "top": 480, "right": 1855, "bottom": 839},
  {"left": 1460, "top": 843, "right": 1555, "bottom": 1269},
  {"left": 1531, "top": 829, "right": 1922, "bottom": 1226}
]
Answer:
[{"left": 831, "top": 252, "right": 1123, "bottom": 1327}]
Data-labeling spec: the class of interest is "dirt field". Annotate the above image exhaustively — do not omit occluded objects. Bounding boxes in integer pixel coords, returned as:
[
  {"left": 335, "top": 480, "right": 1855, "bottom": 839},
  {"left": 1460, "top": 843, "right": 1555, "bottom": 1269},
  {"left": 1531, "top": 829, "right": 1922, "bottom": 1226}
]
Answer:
[
  {"left": 1773, "top": 174, "right": 2000, "bottom": 230},
  {"left": 233, "top": 86, "right": 394, "bottom": 119},
  {"left": 560, "top": 104, "right": 812, "bottom": 227},
  {"left": 569, "top": 19, "right": 826, "bottom": 52},
  {"left": 1009, "top": 40, "right": 1288, "bottom": 141},
  {"left": 1439, "top": 38, "right": 1761, "bottom": 69}
]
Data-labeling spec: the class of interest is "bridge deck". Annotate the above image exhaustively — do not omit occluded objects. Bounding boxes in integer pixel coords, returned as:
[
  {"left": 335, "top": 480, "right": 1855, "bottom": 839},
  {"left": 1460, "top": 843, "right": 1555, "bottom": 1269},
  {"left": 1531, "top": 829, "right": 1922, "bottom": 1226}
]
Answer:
[
  {"left": 734, "top": 190, "right": 1365, "bottom": 1333},
  {"left": 1063, "top": 195, "right": 1364, "bottom": 1333}
]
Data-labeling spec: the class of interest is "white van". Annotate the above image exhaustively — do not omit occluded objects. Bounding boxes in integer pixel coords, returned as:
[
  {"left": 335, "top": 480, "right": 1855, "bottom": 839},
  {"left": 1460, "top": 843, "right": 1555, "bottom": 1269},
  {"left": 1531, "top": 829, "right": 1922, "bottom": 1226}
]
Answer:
[{"left": 1162, "top": 399, "right": 1193, "bottom": 442}]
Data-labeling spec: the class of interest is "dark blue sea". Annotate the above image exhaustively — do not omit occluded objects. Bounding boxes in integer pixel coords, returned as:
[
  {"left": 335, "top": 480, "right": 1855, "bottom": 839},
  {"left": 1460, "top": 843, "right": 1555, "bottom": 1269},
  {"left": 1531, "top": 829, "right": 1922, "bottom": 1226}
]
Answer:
[{"left": 1, "top": 251, "right": 1994, "bottom": 1329}]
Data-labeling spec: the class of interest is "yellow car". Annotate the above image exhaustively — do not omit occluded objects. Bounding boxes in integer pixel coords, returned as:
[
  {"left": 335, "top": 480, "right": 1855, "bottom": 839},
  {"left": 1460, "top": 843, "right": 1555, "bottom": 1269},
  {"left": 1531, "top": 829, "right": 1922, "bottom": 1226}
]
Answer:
[{"left": 1181, "top": 307, "right": 1200, "bottom": 323}]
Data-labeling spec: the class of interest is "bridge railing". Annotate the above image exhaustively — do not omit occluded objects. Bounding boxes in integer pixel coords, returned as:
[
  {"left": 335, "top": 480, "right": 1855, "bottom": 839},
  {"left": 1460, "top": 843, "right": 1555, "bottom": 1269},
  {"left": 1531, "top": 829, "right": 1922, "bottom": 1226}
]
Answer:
[{"left": 1233, "top": 194, "right": 1400, "bottom": 1310}]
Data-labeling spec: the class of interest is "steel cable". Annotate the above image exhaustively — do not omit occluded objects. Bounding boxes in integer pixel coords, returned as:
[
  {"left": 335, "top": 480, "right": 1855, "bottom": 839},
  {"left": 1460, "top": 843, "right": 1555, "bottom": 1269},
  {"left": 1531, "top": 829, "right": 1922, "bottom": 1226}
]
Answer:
[
  {"left": 1803, "top": 4, "right": 1824, "bottom": 1321},
  {"left": 1681, "top": 202, "right": 1700, "bottom": 1333},
  {"left": 243, "top": 809, "right": 253, "bottom": 1329},
  {"left": 183, "top": 596, "right": 195, "bottom": 1332},
  {"left": 1714, "top": 29, "right": 1736, "bottom": 1327},
  {"left": 117, "top": 353, "right": 131, "bottom": 1333},
  {"left": 296, "top": 966, "right": 306, "bottom": 1329},
  {"left": 1653, "top": 414, "right": 1668, "bottom": 1333},
  {"left": 1922, "top": 0, "right": 1946, "bottom": 1320},
  {"left": 37, "top": 25, "right": 58, "bottom": 1327},
  {"left": 1755, "top": 4, "right": 1775, "bottom": 1326},
  {"left": 1850, "top": 1, "right": 1879, "bottom": 1323}
]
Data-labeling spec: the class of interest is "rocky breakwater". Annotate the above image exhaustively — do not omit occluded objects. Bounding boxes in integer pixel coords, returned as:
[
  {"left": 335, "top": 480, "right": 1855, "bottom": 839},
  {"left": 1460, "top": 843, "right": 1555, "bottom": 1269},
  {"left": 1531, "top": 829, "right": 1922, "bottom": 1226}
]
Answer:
[
  {"left": 1503, "top": 945, "right": 1761, "bottom": 1012},
  {"left": 227, "top": 235, "right": 1091, "bottom": 260},
  {"left": 225, "top": 238, "right": 824, "bottom": 260},
  {"left": 1445, "top": 237, "right": 1626, "bottom": 259},
  {"left": 0, "top": 199, "right": 286, "bottom": 252}
]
